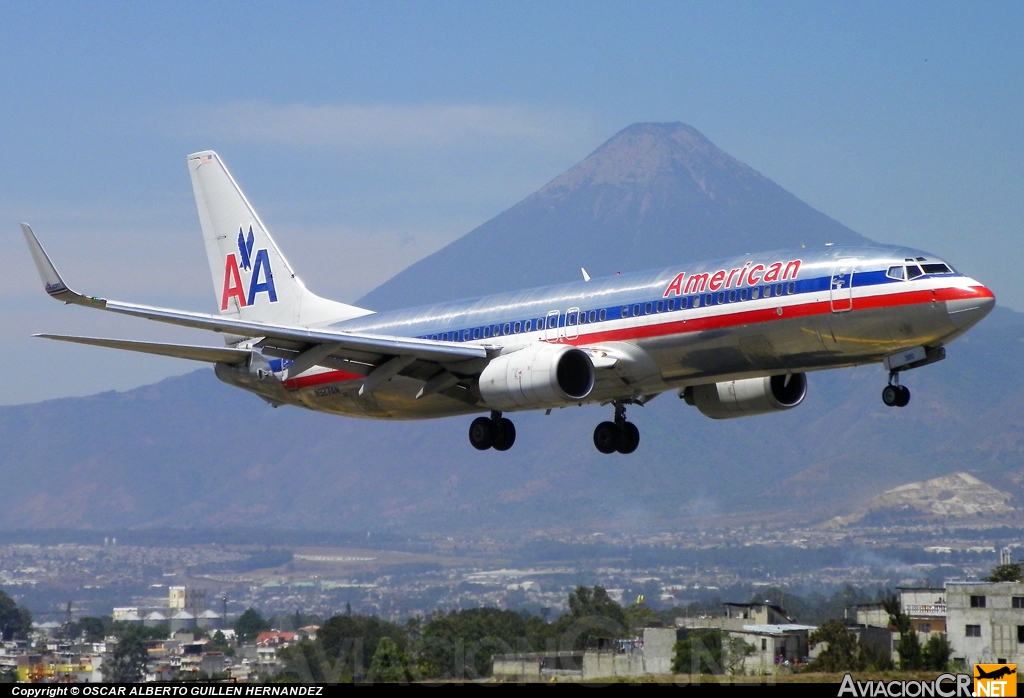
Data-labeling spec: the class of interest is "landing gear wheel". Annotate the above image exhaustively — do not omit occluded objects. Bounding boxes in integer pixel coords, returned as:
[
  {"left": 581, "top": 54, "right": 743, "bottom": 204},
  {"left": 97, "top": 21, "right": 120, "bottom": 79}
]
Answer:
[
  {"left": 469, "top": 417, "right": 495, "bottom": 450},
  {"left": 880, "top": 382, "right": 897, "bottom": 405},
  {"left": 492, "top": 418, "right": 517, "bottom": 451},
  {"left": 594, "top": 421, "right": 619, "bottom": 454},
  {"left": 896, "top": 385, "right": 911, "bottom": 407},
  {"left": 616, "top": 422, "right": 640, "bottom": 454}
]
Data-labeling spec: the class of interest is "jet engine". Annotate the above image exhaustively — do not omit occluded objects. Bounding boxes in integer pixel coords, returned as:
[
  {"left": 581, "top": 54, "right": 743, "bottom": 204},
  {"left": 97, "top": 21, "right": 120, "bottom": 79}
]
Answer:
[
  {"left": 479, "top": 344, "right": 595, "bottom": 411},
  {"left": 681, "top": 373, "right": 807, "bottom": 419}
]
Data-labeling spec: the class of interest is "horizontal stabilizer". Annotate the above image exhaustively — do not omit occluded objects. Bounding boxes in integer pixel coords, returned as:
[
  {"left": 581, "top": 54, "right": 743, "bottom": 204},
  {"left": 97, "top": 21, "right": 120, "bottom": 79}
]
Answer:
[{"left": 36, "top": 335, "right": 251, "bottom": 365}]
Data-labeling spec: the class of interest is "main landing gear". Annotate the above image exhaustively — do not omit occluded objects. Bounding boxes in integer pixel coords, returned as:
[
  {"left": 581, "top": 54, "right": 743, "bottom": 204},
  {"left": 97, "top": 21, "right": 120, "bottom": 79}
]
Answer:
[
  {"left": 882, "top": 371, "right": 911, "bottom": 408},
  {"left": 469, "top": 411, "right": 517, "bottom": 451},
  {"left": 593, "top": 400, "right": 640, "bottom": 455}
]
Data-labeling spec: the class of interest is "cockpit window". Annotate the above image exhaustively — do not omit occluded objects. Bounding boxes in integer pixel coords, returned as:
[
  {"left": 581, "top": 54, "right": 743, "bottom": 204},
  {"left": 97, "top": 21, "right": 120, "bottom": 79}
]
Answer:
[
  {"left": 921, "top": 263, "right": 953, "bottom": 274},
  {"left": 906, "top": 265, "right": 924, "bottom": 279},
  {"left": 886, "top": 266, "right": 905, "bottom": 280}
]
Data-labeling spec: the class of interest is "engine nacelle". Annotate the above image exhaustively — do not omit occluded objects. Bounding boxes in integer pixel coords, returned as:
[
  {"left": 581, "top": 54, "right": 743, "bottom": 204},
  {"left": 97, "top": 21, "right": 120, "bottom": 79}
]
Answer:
[
  {"left": 479, "top": 344, "right": 595, "bottom": 411},
  {"left": 682, "top": 373, "right": 807, "bottom": 419}
]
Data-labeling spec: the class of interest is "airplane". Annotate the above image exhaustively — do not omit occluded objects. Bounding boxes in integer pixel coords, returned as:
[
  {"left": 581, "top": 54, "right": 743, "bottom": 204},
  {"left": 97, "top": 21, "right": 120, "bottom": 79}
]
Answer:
[{"left": 21, "top": 151, "right": 995, "bottom": 455}]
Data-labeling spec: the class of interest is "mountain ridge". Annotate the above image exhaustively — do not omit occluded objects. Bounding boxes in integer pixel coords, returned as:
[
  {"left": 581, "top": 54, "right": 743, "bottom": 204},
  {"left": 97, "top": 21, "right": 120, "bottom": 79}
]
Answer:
[{"left": 358, "top": 122, "right": 870, "bottom": 310}]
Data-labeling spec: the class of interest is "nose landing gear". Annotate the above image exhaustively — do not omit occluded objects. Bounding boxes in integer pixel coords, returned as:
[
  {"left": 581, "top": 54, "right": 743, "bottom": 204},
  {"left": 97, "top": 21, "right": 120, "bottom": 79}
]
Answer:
[
  {"left": 593, "top": 401, "right": 640, "bottom": 454},
  {"left": 882, "top": 372, "right": 911, "bottom": 408},
  {"left": 469, "top": 411, "right": 517, "bottom": 451}
]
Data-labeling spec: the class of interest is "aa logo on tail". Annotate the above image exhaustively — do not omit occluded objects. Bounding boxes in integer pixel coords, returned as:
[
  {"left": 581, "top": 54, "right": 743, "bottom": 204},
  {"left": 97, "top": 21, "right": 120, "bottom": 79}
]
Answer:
[{"left": 221, "top": 225, "right": 278, "bottom": 311}]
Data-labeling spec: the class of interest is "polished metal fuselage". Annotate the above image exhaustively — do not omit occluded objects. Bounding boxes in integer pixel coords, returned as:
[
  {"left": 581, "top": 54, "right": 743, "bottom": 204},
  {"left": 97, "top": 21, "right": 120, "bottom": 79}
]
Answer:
[{"left": 218, "top": 244, "right": 994, "bottom": 419}]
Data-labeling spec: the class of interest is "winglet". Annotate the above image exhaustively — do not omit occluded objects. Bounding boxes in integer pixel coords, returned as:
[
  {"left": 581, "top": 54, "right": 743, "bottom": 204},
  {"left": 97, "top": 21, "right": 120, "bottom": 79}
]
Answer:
[{"left": 20, "top": 224, "right": 106, "bottom": 308}]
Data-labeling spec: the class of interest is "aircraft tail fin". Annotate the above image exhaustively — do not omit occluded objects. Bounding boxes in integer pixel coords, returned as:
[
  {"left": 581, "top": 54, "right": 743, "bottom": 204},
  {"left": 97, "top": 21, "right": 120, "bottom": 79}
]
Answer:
[{"left": 187, "top": 151, "right": 371, "bottom": 328}]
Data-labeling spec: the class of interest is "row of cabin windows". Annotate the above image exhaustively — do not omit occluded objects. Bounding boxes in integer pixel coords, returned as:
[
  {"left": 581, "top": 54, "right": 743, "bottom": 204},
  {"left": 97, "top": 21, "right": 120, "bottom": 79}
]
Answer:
[
  {"left": 420, "top": 310, "right": 612, "bottom": 341},
  {"left": 418, "top": 281, "right": 799, "bottom": 341},
  {"left": 620, "top": 283, "right": 798, "bottom": 319}
]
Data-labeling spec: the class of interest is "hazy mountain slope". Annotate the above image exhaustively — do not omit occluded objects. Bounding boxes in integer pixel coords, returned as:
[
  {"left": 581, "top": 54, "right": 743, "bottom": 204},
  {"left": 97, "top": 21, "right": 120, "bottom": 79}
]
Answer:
[
  {"left": 359, "top": 122, "right": 871, "bottom": 310},
  {"left": 0, "top": 308, "right": 1019, "bottom": 533}
]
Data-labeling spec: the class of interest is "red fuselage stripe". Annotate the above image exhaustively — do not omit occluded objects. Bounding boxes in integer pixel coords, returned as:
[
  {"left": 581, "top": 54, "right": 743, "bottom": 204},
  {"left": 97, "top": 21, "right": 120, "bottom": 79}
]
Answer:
[{"left": 284, "top": 284, "right": 990, "bottom": 391}]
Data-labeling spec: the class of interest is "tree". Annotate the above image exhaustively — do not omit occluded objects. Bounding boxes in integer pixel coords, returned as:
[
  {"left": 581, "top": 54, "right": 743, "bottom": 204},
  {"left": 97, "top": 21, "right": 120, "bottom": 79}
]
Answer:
[
  {"left": 922, "top": 634, "right": 953, "bottom": 671},
  {"left": 672, "top": 629, "right": 724, "bottom": 674},
  {"left": 418, "top": 608, "right": 546, "bottom": 679},
  {"left": 808, "top": 621, "right": 864, "bottom": 672},
  {"left": 0, "top": 590, "right": 32, "bottom": 641},
  {"left": 368, "top": 637, "right": 410, "bottom": 683},
  {"left": 883, "top": 594, "right": 922, "bottom": 670},
  {"left": 724, "top": 635, "right": 755, "bottom": 675},
  {"left": 102, "top": 628, "right": 149, "bottom": 683},
  {"left": 75, "top": 616, "right": 108, "bottom": 643},
  {"left": 234, "top": 608, "right": 270, "bottom": 643},
  {"left": 280, "top": 614, "right": 408, "bottom": 683},
  {"left": 986, "top": 563, "right": 1023, "bottom": 582},
  {"left": 549, "top": 586, "right": 627, "bottom": 651}
]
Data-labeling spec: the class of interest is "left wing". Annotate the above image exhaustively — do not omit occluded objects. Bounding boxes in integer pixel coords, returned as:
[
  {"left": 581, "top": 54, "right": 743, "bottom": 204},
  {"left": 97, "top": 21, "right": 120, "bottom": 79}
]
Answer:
[{"left": 22, "top": 224, "right": 491, "bottom": 389}]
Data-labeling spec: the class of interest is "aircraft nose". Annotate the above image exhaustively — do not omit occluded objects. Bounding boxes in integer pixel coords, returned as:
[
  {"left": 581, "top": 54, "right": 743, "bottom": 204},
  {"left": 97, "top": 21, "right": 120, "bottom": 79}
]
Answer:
[{"left": 947, "top": 283, "right": 995, "bottom": 330}]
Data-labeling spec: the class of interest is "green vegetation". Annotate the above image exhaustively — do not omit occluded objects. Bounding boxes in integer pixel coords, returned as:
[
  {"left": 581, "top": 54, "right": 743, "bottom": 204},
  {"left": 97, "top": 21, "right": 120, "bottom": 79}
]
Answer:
[
  {"left": 368, "top": 637, "right": 411, "bottom": 683},
  {"left": 234, "top": 607, "right": 271, "bottom": 643},
  {"left": 986, "top": 562, "right": 1023, "bottom": 582},
  {"left": 0, "top": 589, "right": 32, "bottom": 641},
  {"left": 101, "top": 627, "right": 150, "bottom": 683}
]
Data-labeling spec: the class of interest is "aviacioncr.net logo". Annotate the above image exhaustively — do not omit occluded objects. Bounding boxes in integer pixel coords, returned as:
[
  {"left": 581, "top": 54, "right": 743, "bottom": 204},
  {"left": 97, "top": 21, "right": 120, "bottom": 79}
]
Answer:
[
  {"left": 974, "top": 664, "right": 1017, "bottom": 697},
  {"left": 838, "top": 674, "right": 974, "bottom": 697}
]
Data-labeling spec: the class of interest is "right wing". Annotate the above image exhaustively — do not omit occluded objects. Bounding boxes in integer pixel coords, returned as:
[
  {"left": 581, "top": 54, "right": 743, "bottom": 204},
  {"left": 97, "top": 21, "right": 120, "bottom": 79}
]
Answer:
[{"left": 22, "top": 224, "right": 491, "bottom": 391}]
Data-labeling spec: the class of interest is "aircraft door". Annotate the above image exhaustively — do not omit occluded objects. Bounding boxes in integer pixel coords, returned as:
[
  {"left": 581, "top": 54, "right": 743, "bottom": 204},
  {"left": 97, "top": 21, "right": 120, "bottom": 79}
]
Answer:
[
  {"left": 545, "top": 310, "right": 561, "bottom": 341},
  {"left": 830, "top": 258, "right": 858, "bottom": 312},
  {"left": 565, "top": 307, "right": 580, "bottom": 340}
]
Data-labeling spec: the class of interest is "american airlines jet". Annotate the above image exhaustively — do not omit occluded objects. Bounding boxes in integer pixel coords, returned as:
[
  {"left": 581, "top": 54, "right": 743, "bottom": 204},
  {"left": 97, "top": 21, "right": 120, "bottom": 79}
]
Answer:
[{"left": 21, "top": 152, "right": 995, "bottom": 454}]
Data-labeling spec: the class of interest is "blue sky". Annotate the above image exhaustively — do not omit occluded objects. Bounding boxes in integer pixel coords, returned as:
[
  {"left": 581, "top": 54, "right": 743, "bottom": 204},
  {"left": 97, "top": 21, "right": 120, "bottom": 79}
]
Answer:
[{"left": 1, "top": 1, "right": 1021, "bottom": 404}]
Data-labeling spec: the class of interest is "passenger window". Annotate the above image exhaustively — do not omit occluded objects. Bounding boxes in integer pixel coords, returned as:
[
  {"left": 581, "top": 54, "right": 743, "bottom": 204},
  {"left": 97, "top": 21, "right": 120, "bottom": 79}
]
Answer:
[
  {"left": 621, "top": 306, "right": 629, "bottom": 319},
  {"left": 693, "top": 296, "right": 701, "bottom": 308},
  {"left": 740, "top": 289, "right": 747, "bottom": 301},
  {"left": 463, "top": 330, "right": 470, "bottom": 341},
  {"left": 633, "top": 304, "right": 641, "bottom": 317},
  {"left": 567, "top": 313, "right": 576, "bottom": 326},
  {"left": 705, "top": 294, "right": 713, "bottom": 306},
  {"left": 599, "top": 309, "right": 607, "bottom": 321},
  {"left": 657, "top": 300, "right": 664, "bottom": 313},
  {"left": 728, "top": 290, "right": 736, "bottom": 302},
  {"left": 525, "top": 320, "right": 533, "bottom": 332},
  {"left": 751, "top": 288, "right": 760, "bottom": 299},
  {"left": 763, "top": 286, "right": 771, "bottom": 298},
  {"left": 679, "top": 297, "right": 687, "bottom": 309},
  {"left": 887, "top": 265, "right": 905, "bottom": 281},
  {"left": 503, "top": 323, "right": 510, "bottom": 335},
  {"left": 717, "top": 292, "right": 725, "bottom": 304},
  {"left": 906, "top": 265, "right": 923, "bottom": 279},
  {"left": 666, "top": 299, "right": 674, "bottom": 311},
  {"left": 589, "top": 310, "right": 597, "bottom": 323},
  {"left": 513, "top": 321, "right": 521, "bottom": 333},
  {"left": 775, "top": 284, "right": 783, "bottom": 296},
  {"left": 645, "top": 302, "right": 652, "bottom": 315},
  {"left": 473, "top": 328, "right": 481, "bottom": 339},
  {"left": 788, "top": 282, "right": 796, "bottom": 294}
]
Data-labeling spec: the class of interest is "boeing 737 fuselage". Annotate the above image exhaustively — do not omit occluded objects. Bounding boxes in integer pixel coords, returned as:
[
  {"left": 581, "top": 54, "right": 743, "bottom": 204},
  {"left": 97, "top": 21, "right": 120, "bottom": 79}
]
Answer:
[{"left": 22, "top": 151, "right": 995, "bottom": 454}]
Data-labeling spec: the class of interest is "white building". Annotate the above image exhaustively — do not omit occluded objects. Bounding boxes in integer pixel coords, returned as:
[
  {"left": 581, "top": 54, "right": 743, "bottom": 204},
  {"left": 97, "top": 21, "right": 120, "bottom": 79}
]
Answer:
[{"left": 946, "top": 581, "right": 1024, "bottom": 667}]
